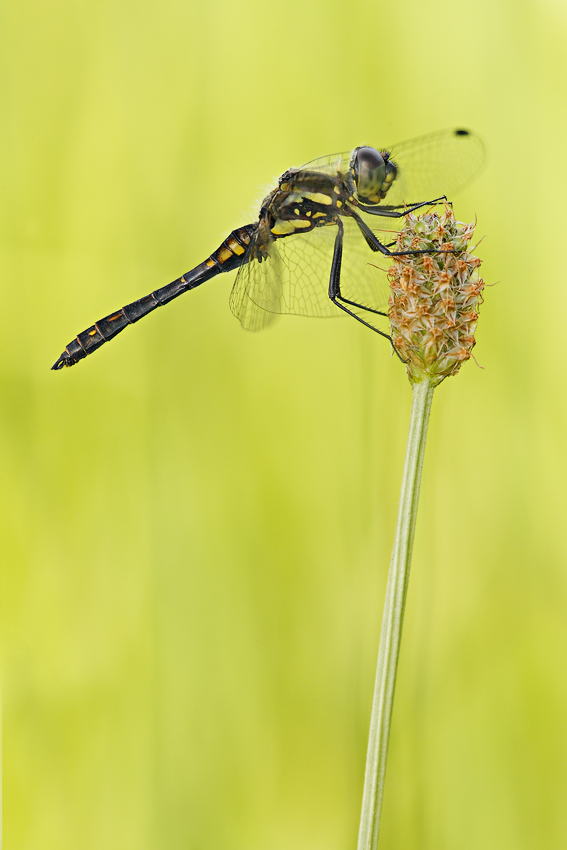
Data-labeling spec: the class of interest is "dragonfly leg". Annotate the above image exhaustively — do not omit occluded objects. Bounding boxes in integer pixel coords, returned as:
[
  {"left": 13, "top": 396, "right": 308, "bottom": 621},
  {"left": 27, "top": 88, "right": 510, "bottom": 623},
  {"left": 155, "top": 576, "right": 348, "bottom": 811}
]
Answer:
[
  {"left": 357, "top": 195, "right": 448, "bottom": 218},
  {"left": 328, "top": 219, "right": 405, "bottom": 361},
  {"left": 337, "top": 295, "right": 388, "bottom": 319},
  {"left": 349, "top": 208, "right": 459, "bottom": 260}
]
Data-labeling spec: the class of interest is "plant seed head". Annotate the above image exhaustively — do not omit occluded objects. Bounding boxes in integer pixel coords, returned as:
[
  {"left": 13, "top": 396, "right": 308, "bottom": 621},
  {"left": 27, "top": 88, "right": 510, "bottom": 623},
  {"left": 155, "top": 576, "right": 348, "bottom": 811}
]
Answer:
[{"left": 388, "top": 207, "right": 485, "bottom": 387}]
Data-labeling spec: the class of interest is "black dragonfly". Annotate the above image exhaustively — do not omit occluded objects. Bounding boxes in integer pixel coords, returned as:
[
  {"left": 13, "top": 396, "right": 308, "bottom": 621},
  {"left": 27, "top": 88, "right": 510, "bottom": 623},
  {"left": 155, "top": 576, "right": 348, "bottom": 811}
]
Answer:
[{"left": 51, "top": 128, "right": 484, "bottom": 370}]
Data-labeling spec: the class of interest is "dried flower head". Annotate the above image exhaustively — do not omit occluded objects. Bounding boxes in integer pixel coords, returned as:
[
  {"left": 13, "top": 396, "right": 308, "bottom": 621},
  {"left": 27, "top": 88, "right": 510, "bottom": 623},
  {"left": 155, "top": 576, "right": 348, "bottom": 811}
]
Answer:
[{"left": 388, "top": 207, "right": 484, "bottom": 387}]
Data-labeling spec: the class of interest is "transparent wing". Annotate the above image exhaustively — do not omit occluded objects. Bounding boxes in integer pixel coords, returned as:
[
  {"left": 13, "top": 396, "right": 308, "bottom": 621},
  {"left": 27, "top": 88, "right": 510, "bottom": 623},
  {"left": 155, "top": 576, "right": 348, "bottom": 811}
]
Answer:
[
  {"left": 229, "top": 216, "right": 392, "bottom": 331},
  {"left": 296, "top": 128, "right": 485, "bottom": 205},
  {"left": 295, "top": 151, "right": 350, "bottom": 176},
  {"left": 228, "top": 230, "right": 285, "bottom": 331},
  {"left": 384, "top": 128, "right": 485, "bottom": 206}
]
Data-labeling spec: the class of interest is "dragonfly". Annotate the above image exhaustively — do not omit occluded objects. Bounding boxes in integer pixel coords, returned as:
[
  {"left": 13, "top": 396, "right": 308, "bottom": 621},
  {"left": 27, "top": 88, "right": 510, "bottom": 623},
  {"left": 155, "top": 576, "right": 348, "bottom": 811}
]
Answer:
[{"left": 51, "top": 128, "right": 484, "bottom": 370}]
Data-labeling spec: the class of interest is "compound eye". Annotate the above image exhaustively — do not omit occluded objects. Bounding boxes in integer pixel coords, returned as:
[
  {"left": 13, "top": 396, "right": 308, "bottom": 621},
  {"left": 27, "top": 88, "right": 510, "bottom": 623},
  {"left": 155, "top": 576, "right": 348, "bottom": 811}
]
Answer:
[
  {"left": 383, "top": 158, "right": 397, "bottom": 188},
  {"left": 352, "top": 147, "right": 386, "bottom": 203}
]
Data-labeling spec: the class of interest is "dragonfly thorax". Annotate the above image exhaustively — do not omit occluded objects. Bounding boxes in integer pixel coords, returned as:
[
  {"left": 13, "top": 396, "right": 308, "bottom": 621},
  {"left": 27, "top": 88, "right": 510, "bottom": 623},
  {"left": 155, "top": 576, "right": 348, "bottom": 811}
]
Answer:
[{"left": 350, "top": 146, "right": 397, "bottom": 205}]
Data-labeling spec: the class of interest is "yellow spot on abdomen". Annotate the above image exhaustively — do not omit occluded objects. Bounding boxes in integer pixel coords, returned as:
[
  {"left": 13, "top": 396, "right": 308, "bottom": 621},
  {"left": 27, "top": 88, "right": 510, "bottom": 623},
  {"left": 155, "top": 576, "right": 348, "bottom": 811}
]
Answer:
[
  {"left": 226, "top": 237, "right": 245, "bottom": 255},
  {"left": 217, "top": 246, "right": 233, "bottom": 263}
]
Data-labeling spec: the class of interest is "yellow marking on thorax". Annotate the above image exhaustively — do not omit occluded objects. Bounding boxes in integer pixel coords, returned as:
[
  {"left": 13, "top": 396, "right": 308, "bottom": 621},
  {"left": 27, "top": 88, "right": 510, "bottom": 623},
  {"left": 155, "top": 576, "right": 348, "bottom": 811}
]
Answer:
[
  {"left": 271, "top": 218, "right": 311, "bottom": 235},
  {"left": 271, "top": 220, "right": 295, "bottom": 235},
  {"left": 302, "top": 191, "right": 332, "bottom": 205}
]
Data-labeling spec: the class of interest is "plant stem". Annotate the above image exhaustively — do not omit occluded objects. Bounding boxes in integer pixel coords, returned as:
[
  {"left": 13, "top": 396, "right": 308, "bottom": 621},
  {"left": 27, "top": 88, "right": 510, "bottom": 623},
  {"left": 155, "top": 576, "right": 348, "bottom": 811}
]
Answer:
[{"left": 357, "top": 377, "right": 435, "bottom": 850}]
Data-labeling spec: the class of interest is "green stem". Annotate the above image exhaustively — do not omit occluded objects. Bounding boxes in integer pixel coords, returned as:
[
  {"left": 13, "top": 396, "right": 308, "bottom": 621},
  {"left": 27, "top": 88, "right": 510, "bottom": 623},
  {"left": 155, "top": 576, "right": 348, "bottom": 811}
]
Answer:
[{"left": 357, "top": 377, "right": 435, "bottom": 850}]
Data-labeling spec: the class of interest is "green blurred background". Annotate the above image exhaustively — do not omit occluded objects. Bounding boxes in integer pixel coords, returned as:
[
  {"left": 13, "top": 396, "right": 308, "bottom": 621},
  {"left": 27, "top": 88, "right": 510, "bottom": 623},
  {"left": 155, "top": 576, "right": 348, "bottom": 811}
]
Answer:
[{"left": 2, "top": 0, "right": 567, "bottom": 847}]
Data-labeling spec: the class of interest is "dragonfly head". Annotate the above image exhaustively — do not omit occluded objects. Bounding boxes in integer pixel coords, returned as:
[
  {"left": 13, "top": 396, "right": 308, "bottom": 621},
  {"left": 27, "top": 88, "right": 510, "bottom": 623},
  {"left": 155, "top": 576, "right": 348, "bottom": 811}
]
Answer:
[{"left": 350, "top": 146, "right": 397, "bottom": 204}]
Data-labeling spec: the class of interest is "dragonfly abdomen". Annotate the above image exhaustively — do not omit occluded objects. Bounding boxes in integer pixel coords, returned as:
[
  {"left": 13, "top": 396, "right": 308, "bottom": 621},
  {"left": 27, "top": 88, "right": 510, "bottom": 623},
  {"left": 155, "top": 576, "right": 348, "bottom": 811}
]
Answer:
[{"left": 51, "top": 225, "right": 256, "bottom": 369}]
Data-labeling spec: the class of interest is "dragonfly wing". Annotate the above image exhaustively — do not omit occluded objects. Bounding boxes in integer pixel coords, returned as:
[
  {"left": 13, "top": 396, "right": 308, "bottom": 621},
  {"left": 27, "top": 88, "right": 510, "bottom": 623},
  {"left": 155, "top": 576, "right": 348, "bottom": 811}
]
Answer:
[
  {"left": 383, "top": 128, "right": 485, "bottom": 207},
  {"left": 229, "top": 215, "right": 392, "bottom": 331},
  {"left": 295, "top": 128, "right": 484, "bottom": 206},
  {"left": 229, "top": 225, "right": 338, "bottom": 330},
  {"left": 229, "top": 231, "right": 283, "bottom": 331},
  {"left": 294, "top": 151, "right": 349, "bottom": 176}
]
